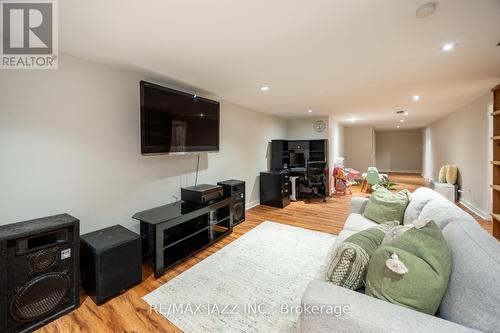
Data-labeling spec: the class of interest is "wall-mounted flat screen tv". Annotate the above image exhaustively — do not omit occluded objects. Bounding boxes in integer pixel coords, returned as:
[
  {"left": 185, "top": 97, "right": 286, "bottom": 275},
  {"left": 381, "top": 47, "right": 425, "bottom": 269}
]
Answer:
[{"left": 140, "top": 81, "right": 220, "bottom": 155}]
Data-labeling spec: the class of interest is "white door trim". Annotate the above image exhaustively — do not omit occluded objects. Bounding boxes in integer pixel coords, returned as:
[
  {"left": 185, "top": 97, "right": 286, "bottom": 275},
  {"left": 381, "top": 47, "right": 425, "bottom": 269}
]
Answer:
[{"left": 487, "top": 101, "right": 494, "bottom": 220}]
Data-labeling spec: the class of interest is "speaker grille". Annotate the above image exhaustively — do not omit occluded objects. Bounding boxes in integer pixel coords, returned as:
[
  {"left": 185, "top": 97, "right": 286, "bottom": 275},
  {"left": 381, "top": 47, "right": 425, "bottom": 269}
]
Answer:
[
  {"left": 233, "top": 202, "right": 244, "bottom": 221},
  {"left": 10, "top": 272, "right": 70, "bottom": 322},
  {"left": 28, "top": 247, "right": 58, "bottom": 273}
]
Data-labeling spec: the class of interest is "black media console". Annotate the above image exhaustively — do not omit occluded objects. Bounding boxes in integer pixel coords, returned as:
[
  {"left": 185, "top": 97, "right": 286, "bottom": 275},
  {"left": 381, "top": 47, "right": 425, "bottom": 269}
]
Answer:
[{"left": 133, "top": 197, "right": 233, "bottom": 278}]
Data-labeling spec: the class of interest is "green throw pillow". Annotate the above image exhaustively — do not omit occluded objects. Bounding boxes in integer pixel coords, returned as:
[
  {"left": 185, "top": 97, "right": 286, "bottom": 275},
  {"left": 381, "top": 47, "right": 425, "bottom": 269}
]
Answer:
[
  {"left": 365, "top": 221, "right": 452, "bottom": 315},
  {"left": 326, "top": 221, "right": 399, "bottom": 290},
  {"left": 363, "top": 187, "right": 411, "bottom": 224}
]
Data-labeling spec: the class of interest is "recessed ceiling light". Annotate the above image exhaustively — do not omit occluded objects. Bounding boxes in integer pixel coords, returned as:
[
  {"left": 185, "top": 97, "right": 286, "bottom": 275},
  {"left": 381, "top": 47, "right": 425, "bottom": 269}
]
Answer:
[
  {"left": 260, "top": 85, "right": 270, "bottom": 91},
  {"left": 400, "top": 119, "right": 405, "bottom": 123},
  {"left": 416, "top": 2, "right": 437, "bottom": 19},
  {"left": 347, "top": 117, "right": 358, "bottom": 123},
  {"left": 308, "top": 109, "right": 313, "bottom": 113},
  {"left": 441, "top": 43, "right": 456, "bottom": 51},
  {"left": 413, "top": 95, "right": 420, "bottom": 101},
  {"left": 404, "top": 112, "right": 409, "bottom": 116}
]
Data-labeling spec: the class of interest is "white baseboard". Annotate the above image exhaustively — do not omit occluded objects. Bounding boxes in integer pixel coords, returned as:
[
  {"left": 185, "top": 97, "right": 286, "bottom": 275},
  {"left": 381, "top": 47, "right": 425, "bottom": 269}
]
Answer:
[
  {"left": 421, "top": 174, "right": 434, "bottom": 181},
  {"left": 459, "top": 198, "right": 488, "bottom": 220},
  {"left": 379, "top": 169, "right": 422, "bottom": 174},
  {"left": 246, "top": 199, "right": 260, "bottom": 210}
]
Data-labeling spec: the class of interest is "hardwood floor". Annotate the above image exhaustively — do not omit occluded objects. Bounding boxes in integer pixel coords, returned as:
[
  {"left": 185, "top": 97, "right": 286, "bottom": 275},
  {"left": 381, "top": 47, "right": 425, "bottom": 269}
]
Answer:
[{"left": 37, "top": 173, "right": 492, "bottom": 333}]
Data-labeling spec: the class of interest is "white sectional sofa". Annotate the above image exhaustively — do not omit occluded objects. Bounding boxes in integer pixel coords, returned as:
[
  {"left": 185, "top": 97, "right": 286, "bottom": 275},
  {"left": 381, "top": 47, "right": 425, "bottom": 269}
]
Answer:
[{"left": 300, "top": 187, "right": 500, "bottom": 333}]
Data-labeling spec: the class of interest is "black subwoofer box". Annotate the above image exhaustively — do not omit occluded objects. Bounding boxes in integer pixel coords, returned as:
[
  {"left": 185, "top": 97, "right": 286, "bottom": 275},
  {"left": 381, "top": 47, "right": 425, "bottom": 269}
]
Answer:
[
  {"left": 0, "top": 214, "right": 80, "bottom": 333},
  {"left": 80, "top": 225, "right": 141, "bottom": 305}
]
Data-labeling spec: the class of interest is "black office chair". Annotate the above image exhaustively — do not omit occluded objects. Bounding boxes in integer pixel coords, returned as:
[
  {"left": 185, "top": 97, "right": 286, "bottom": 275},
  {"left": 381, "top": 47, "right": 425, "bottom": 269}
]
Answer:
[{"left": 299, "top": 161, "right": 327, "bottom": 202}]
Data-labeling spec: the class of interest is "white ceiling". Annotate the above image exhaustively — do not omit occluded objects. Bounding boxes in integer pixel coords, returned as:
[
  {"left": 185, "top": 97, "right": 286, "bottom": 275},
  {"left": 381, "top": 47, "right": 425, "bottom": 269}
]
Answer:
[{"left": 60, "top": 0, "right": 500, "bottom": 129}]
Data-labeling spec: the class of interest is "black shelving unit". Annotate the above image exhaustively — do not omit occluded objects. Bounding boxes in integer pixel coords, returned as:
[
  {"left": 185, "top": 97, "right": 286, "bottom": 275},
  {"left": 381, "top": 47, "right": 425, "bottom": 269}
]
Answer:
[
  {"left": 133, "top": 197, "right": 233, "bottom": 278},
  {"left": 271, "top": 139, "right": 327, "bottom": 170}
]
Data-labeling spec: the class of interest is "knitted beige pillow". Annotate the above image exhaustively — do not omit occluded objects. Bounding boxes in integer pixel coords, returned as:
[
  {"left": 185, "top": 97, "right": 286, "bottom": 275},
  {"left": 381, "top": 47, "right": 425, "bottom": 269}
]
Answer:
[
  {"left": 446, "top": 165, "right": 458, "bottom": 185},
  {"left": 326, "top": 222, "right": 398, "bottom": 290},
  {"left": 438, "top": 165, "right": 448, "bottom": 183}
]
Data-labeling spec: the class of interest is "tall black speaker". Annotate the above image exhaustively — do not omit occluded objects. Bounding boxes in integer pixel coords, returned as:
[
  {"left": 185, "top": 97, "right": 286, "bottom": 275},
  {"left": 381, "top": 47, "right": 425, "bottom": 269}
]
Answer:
[
  {"left": 0, "top": 214, "right": 80, "bottom": 333},
  {"left": 218, "top": 180, "right": 245, "bottom": 225}
]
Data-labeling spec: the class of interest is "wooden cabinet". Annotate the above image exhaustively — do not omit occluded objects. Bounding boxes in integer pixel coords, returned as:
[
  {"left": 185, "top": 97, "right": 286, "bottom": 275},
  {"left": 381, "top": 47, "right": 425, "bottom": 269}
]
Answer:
[{"left": 491, "top": 84, "right": 500, "bottom": 240}]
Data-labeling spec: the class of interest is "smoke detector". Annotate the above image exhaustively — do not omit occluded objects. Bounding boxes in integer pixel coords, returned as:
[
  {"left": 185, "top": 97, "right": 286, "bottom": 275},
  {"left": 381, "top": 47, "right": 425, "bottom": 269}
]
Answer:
[{"left": 416, "top": 2, "right": 437, "bottom": 19}]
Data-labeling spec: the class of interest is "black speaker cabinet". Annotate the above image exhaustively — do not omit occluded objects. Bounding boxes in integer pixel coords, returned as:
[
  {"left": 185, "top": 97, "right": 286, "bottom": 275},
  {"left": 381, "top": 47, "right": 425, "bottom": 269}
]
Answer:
[
  {"left": 218, "top": 180, "right": 245, "bottom": 225},
  {"left": 0, "top": 214, "right": 80, "bottom": 333},
  {"left": 80, "top": 225, "right": 141, "bottom": 305}
]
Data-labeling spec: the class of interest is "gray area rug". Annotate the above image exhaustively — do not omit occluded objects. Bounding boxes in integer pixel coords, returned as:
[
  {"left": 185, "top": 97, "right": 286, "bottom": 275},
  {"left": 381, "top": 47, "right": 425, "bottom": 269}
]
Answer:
[{"left": 143, "top": 221, "right": 337, "bottom": 333}]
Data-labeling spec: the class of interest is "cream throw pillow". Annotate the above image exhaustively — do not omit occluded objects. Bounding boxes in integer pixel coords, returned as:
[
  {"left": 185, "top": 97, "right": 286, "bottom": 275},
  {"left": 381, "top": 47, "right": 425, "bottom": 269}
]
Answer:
[
  {"left": 326, "top": 222, "right": 398, "bottom": 290},
  {"left": 446, "top": 165, "right": 458, "bottom": 185},
  {"left": 438, "top": 165, "right": 448, "bottom": 183}
]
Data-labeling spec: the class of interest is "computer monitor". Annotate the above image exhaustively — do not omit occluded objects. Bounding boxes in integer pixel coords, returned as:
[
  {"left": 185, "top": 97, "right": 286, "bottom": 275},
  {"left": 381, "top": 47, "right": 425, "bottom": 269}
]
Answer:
[{"left": 290, "top": 152, "right": 305, "bottom": 167}]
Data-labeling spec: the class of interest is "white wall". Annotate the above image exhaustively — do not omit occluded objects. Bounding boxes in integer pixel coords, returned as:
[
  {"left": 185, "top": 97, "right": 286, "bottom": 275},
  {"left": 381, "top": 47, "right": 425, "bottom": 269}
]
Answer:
[
  {"left": 330, "top": 119, "right": 345, "bottom": 163},
  {"left": 375, "top": 129, "right": 423, "bottom": 173},
  {"left": 327, "top": 117, "right": 345, "bottom": 193},
  {"left": 286, "top": 117, "right": 328, "bottom": 140},
  {"left": 422, "top": 92, "right": 492, "bottom": 217},
  {"left": 0, "top": 53, "right": 287, "bottom": 233},
  {"left": 422, "top": 127, "right": 433, "bottom": 179},
  {"left": 344, "top": 125, "right": 375, "bottom": 172}
]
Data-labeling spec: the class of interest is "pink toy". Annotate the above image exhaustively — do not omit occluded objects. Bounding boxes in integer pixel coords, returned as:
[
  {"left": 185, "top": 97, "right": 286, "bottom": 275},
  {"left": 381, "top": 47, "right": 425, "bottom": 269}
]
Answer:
[
  {"left": 334, "top": 167, "right": 360, "bottom": 195},
  {"left": 334, "top": 166, "right": 349, "bottom": 194},
  {"left": 347, "top": 169, "right": 360, "bottom": 181}
]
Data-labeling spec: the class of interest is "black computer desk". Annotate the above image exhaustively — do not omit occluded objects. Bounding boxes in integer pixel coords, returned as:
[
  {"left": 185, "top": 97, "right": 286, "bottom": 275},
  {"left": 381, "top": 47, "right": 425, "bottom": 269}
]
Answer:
[
  {"left": 260, "top": 166, "right": 326, "bottom": 206},
  {"left": 286, "top": 167, "right": 307, "bottom": 201},
  {"left": 288, "top": 167, "right": 307, "bottom": 173},
  {"left": 287, "top": 166, "right": 329, "bottom": 198}
]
